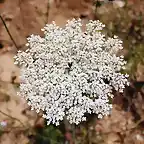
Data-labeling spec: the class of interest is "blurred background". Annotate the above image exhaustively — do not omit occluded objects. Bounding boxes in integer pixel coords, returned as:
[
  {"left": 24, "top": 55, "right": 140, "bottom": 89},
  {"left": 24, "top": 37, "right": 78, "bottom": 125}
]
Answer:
[{"left": 0, "top": 0, "right": 144, "bottom": 143}]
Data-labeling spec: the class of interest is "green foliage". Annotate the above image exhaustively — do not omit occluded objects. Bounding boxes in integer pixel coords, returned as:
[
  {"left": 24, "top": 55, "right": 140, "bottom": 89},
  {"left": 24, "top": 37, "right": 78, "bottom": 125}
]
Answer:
[
  {"left": 34, "top": 125, "right": 64, "bottom": 144},
  {"left": 95, "top": 1, "right": 144, "bottom": 80},
  {"left": 125, "top": 44, "right": 144, "bottom": 78},
  {"left": 0, "top": 129, "right": 4, "bottom": 137}
]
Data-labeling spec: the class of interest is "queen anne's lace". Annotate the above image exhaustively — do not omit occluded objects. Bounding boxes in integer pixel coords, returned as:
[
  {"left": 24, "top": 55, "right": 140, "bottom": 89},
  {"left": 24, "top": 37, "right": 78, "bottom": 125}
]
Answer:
[{"left": 14, "top": 19, "right": 129, "bottom": 125}]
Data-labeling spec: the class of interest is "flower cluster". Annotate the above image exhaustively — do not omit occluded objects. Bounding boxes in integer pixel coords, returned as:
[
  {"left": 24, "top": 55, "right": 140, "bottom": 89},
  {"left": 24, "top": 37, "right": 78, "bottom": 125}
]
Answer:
[{"left": 14, "top": 19, "right": 129, "bottom": 125}]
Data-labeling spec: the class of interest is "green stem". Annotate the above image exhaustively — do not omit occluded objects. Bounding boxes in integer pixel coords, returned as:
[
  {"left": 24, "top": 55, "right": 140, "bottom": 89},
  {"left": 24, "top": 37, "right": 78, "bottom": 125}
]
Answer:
[
  {"left": 46, "top": 0, "right": 50, "bottom": 23},
  {"left": 72, "top": 124, "right": 76, "bottom": 144}
]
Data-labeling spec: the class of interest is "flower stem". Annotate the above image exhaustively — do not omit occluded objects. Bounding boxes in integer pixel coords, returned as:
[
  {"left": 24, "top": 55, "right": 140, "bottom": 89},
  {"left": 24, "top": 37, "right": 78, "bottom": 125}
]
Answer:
[
  {"left": 72, "top": 124, "right": 76, "bottom": 144},
  {"left": 0, "top": 14, "right": 18, "bottom": 50}
]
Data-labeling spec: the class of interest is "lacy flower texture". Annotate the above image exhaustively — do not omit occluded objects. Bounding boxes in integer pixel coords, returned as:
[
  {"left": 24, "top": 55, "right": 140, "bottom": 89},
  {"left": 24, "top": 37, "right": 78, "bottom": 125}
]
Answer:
[{"left": 14, "top": 19, "right": 129, "bottom": 125}]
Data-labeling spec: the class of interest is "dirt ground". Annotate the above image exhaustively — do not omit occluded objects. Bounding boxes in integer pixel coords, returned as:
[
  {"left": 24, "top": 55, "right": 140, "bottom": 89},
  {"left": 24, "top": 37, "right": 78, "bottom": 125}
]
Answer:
[{"left": 0, "top": 0, "right": 144, "bottom": 144}]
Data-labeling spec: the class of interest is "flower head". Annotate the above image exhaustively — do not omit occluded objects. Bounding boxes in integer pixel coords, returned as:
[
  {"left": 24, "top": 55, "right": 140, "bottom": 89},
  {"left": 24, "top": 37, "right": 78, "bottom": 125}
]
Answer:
[{"left": 14, "top": 19, "right": 129, "bottom": 125}]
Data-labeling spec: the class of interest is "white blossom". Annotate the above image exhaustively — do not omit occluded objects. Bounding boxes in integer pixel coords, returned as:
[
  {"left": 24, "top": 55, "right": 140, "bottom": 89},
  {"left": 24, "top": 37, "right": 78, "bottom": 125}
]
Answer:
[
  {"left": 14, "top": 19, "right": 129, "bottom": 125},
  {"left": 0, "top": 121, "right": 7, "bottom": 127}
]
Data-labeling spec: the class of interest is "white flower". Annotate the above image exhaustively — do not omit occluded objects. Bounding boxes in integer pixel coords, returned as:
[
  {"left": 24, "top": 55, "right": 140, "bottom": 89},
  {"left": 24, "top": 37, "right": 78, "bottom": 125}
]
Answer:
[
  {"left": 14, "top": 19, "right": 129, "bottom": 125},
  {"left": 0, "top": 121, "right": 7, "bottom": 127}
]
